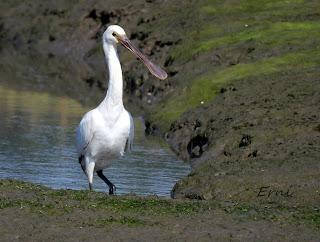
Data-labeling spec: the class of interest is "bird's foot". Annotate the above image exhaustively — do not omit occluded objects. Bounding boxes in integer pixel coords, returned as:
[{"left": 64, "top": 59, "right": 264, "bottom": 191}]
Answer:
[{"left": 109, "top": 185, "right": 116, "bottom": 195}]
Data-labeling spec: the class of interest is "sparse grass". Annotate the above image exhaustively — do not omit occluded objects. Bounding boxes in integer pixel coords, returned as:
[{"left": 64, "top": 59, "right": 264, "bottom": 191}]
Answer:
[
  {"left": 0, "top": 180, "right": 320, "bottom": 227},
  {"left": 222, "top": 202, "right": 320, "bottom": 228},
  {"left": 1, "top": 179, "right": 319, "bottom": 234},
  {"left": 93, "top": 196, "right": 202, "bottom": 215},
  {"left": 298, "top": 209, "right": 320, "bottom": 227},
  {"left": 0, "top": 198, "right": 57, "bottom": 215},
  {"left": 93, "top": 216, "right": 145, "bottom": 227},
  {"left": 0, "top": 179, "right": 202, "bottom": 216}
]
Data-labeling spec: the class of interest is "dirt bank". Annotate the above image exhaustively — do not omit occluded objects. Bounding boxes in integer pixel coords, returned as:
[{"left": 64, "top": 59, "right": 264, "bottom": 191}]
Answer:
[{"left": 168, "top": 68, "right": 320, "bottom": 204}]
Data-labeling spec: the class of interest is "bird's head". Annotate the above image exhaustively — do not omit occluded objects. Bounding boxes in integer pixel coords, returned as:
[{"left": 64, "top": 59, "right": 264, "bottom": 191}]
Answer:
[
  {"left": 103, "top": 25, "right": 126, "bottom": 44},
  {"left": 103, "top": 25, "right": 167, "bottom": 80}
]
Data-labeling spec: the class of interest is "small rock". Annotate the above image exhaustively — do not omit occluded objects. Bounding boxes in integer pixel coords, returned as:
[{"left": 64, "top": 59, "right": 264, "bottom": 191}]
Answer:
[
  {"left": 223, "top": 151, "right": 231, "bottom": 156},
  {"left": 48, "top": 35, "right": 55, "bottom": 42},
  {"left": 239, "top": 135, "right": 252, "bottom": 148},
  {"left": 192, "top": 146, "right": 201, "bottom": 157},
  {"left": 276, "top": 138, "right": 284, "bottom": 145}
]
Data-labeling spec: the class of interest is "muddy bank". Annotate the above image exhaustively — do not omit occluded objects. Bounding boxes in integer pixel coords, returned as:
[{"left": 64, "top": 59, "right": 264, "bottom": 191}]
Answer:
[
  {"left": 140, "top": 0, "right": 320, "bottom": 204},
  {"left": 1, "top": 180, "right": 319, "bottom": 242},
  {"left": 168, "top": 69, "right": 320, "bottom": 204}
]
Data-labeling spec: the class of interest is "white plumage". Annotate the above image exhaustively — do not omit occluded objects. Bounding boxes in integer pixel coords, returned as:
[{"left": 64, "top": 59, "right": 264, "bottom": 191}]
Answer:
[{"left": 76, "top": 25, "right": 167, "bottom": 194}]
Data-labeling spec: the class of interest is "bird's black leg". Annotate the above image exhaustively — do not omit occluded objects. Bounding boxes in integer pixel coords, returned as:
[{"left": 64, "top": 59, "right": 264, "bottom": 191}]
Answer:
[{"left": 96, "top": 170, "right": 116, "bottom": 195}]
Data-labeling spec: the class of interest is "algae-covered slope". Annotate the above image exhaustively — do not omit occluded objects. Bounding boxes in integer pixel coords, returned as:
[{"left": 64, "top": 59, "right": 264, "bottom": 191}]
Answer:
[{"left": 148, "top": 0, "right": 320, "bottom": 130}]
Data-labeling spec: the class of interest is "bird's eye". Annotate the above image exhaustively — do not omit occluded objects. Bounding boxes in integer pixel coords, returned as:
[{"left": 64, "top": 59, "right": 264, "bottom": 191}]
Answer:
[{"left": 112, "top": 32, "right": 116, "bottom": 37}]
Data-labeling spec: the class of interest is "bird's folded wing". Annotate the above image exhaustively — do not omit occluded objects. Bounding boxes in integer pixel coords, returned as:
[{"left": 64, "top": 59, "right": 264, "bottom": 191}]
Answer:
[{"left": 76, "top": 112, "right": 94, "bottom": 156}]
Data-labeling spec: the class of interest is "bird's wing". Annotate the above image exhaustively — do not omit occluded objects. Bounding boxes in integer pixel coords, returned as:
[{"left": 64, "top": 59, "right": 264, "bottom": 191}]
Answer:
[
  {"left": 125, "top": 113, "right": 134, "bottom": 152},
  {"left": 76, "top": 111, "right": 94, "bottom": 157}
]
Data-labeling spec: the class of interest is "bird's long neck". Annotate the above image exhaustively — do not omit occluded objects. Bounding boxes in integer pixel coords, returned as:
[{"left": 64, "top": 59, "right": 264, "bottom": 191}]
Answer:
[{"left": 100, "top": 42, "right": 124, "bottom": 110}]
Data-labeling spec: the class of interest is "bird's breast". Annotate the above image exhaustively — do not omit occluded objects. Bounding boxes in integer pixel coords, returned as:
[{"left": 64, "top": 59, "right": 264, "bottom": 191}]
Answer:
[{"left": 87, "top": 110, "right": 131, "bottom": 168}]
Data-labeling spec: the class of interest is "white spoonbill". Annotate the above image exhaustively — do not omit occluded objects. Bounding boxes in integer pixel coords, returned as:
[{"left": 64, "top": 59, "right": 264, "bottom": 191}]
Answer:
[{"left": 76, "top": 25, "right": 167, "bottom": 194}]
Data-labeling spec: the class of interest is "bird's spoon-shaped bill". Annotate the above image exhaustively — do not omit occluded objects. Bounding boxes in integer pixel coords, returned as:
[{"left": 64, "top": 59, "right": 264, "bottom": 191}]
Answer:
[{"left": 117, "top": 36, "right": 168, "bottom": 80}]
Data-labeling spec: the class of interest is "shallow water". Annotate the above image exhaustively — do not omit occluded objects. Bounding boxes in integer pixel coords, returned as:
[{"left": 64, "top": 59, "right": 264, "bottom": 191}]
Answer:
[{"left": 0, "top": 86, "right": 190, "bottom": 197}]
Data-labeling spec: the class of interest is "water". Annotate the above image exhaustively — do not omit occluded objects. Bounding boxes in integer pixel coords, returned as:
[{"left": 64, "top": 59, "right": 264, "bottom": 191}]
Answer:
[{"left": 0, "top": 86, "right": 190, "bottom": 197}]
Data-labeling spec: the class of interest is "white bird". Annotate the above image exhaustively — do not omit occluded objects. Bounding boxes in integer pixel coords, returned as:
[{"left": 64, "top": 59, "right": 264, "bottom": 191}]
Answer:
[{"left": 76, "top": 25, "right": 167, "bottom": 194}]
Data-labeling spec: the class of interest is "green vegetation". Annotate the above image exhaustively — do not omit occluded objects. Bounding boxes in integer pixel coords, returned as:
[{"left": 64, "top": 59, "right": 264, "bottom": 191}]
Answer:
[
  {"left": 150, "top": 0, "right": 320, "bottom": 130},
  {"left": 151, "top": 49, "right": 320, "bottom": 128},
  {"left": 1, "top": 179, "right": 319, "bottom": 229},
  {"left": 0, "top": 180, "right": 202, "bottom": 216},
  {"left": 174, "top": 21, "right": 320, "bottom": 61},
  {"left": 193, "top": 22, "right": 320, "bottom": 57}
]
